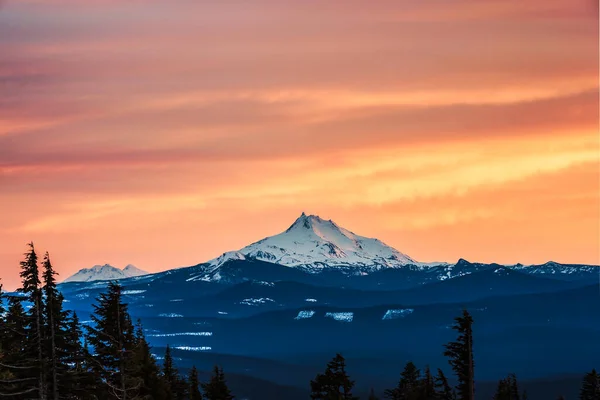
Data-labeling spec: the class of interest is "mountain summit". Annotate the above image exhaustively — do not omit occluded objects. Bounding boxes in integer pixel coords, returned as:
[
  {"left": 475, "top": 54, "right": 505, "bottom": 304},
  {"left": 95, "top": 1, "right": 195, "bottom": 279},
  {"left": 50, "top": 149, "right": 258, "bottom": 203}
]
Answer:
[
  {"left": 63, "top": 264, "right": 149, "bottom": 283},
  {"left": 209, "top": 213, "right": 416, "bottom": 270}
]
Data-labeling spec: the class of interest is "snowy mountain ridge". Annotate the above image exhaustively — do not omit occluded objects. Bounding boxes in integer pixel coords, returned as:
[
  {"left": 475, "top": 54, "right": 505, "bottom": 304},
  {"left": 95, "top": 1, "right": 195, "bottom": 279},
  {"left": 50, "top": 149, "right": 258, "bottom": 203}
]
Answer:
[
  {"left": 63, "top": 264, "right": 149, "bottom": 283},
  {"left": 208, "top": 213, "right": 424, "bottom": 273}
]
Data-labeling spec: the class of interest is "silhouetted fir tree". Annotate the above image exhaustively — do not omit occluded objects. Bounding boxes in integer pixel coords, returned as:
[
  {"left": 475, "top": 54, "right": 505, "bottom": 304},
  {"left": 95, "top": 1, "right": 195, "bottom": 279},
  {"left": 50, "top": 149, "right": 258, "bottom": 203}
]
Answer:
[
  {"left": 0, "top": 280, "right": 7, "bottom": 375},
  {"left": 421, "top": 366, "right": 436, "bottom": 400},
  {"left": 310, "top": 353, "right": 358, "bottom": 400},
  {"left": 0, "top": 280, "right": 4, "bottom": 329},
  {"left": 131, "top": 320, "right": 166, "bottom": 399},
  {"left": 434, "top": 369, "right": 454, "bottom": 400},
  {"left": 443, "top": 309, "right": 474, "bottom": 400},
  {"left": 162, "top": 345, "right": 188, "bottom": 399},
  {"left": 509, "top": 374, "right": 520, "bottom": 400},
  {"left": 188, "top": 366, "right": 203, "bottom": 400},
  {"left": 384, "top": 361, "right": 421, "bottom": 400},
  {"left": 0, "top": 295, "right": 38, "bottom": 398},
  {"left": 492, "top": 374, "right": 520, "bottom": 400},
  {"left": 63, "top": 312, "right": 96, "bottom": 399},
  {"left": 201, "top": 365, "right": 234, "bottom": 400},
  {"left": 580, "top": 369, "right": 600, "bottom": 400},
  {"left": 41, "top": 252, "right": 69, "bottom": 400},
  {"left": 522, "top": 390, "right": 528, "bottom": 400},
  {"left": 493, "top": 377, "right": 510, "bottom": 400},
  {"left": 557, "top": 396, "right": 565, "bottom": 400},
  {"left": 368, "top": 387, "right": 379, "bottom": 400},
  {"left": 86, "top": 281, "right": 139, "bottom": 399},
  {"left": 17, "top": 242, "right": 46, "bottom": 400}
]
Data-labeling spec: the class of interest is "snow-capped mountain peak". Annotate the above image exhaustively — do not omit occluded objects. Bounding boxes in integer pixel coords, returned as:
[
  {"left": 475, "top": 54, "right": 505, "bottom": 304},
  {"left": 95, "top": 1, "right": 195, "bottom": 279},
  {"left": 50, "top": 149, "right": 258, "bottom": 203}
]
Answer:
[
  {"left": 209, "top": 213, "right": 416, "bottom": 270},
  {"left": 123, "top": 264, "right": 148, "bottom": 276},
  {"left": 63, "top": 264, "right": 149, "bottom": 283}
]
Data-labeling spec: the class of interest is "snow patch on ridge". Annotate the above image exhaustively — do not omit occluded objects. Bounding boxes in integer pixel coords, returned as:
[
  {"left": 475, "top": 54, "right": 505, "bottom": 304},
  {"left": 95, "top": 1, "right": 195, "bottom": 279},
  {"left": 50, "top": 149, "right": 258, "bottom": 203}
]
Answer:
[
  {"left": 159, "top": 313, "right": 183, "bottom": 318},
  {"left": 295, "top": 310, "right": 315, "bottom": 320},
  {"left": 208, "top": 251, "right": 246, "bottom": 267},
  {"left": 325, "top": 312, "right": 354, "bottom": 322},
  {"left": 382, "top": 309, "right": 414, "bottom": 320},
  {"left": 123, "top": 290, "right": 146, "bottom": 295},
  {"left": 147, "top": 332, "right": 213, "bottom": 337},
  {"left": 174, "top": 346, "right": 212, "bottom": 352},
  {"left": 240, "top": 298, "right": 275, "bottom": 306}
]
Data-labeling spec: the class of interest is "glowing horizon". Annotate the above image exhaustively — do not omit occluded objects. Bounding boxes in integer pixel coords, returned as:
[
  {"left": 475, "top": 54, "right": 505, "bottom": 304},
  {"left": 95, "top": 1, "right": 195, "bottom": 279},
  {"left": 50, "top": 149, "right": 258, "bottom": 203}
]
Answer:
[{"left": 1, "top": 0, "right": 598, "bottom": 290}]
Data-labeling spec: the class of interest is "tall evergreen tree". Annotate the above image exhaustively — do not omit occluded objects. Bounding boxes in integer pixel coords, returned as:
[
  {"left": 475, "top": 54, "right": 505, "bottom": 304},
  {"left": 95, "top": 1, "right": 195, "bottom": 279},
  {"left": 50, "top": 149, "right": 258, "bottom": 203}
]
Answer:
[
  {"left": 189, "top": 366, "right": 203, "bottom": 400},
  {"left": 421, "top": 366, "right": 436, "bottom": 400},
  {"left": 443, "top": 309, "right": 474, "bottom": 400},
  {"left": 1, "top": 295, "right": 39, "bottom": 398},
  {"left": 384, "top": 361, "right": 421, "bottom": 400},
  {"left": 493, "top": 374, "right": 520, "bottom": 400},
  {"left": 201, "top": 365, "right": 234, "bottom": 400},
  {"left": 41, "top": 252, "right": 66, "bottom": 400},
  {"left": 493, "top": 377, "right": 510, "bottom": 400},
  {"left": 17, "top": 242, "right": 46, "bottom": 400},
  {"left": 63, "top": 312, "right": 96, "bottom": 399},
  {"left": 580, "top": 369, "right": 600, "bottom": 400},
  {"left": 509, "top": 374, "right": 520, "bottom": 400},
  {"left": 0, "top": 280, "right": 7, "bottom": 374},
  {"left": 310, "top": 353, "right": 358, "bottom": 400},
  {"left": 162, "top": 345, "right": 187, "bottom": 400},
  {"left": 131, "top": 320, "right": 165, "bottom": 399},
  {"left": 434, "top": 369, "right": 454, "bottom": 400},
  {"left": 86, "top": 282, "right": 139, "bottom": 399}
]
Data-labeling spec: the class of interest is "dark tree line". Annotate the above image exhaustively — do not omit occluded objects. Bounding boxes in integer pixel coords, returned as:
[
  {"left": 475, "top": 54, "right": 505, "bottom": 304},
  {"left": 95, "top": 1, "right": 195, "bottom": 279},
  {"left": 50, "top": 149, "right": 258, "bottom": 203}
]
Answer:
[
  {"left": 308, "top": 311, "right": 598, "bottom": 400},
  {"left": 1, "top": 243, "right": 598, "bottom": 399},
  {"left": 0, "top": 243, "right": 234, "bottom": 399}
]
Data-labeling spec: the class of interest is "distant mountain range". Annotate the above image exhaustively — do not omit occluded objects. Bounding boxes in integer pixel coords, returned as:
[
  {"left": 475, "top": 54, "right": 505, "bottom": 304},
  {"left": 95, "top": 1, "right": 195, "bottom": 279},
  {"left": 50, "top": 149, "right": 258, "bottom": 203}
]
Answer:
[
  {"left": 54, "top": 213, "right": 599, "bottom": 400},
  {"left": 63, "top": 264, "right": 148, "bottom": 283},
  {"left": 64, "top": 213, "right": 596, "bottom": 283}
]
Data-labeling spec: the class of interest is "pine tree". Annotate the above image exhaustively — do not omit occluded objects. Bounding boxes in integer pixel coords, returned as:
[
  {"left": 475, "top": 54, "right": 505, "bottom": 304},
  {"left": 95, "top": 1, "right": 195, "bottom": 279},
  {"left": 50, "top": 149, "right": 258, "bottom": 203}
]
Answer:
[
  {"left": 189, "top": 366, "right": 203, "bottom": 400},
  {"left": 201, "top": 365, "right": 234, "bottom": 400},
  {"left": 493, "top": 377, "right": 510, "bottom": 400},
  {"left": 17, "top": 242, "right": 46, "bottom": 400},
  {"left": 131, "top": 320, "right": 166, "bottom": 399},
  {"left": 434, "top": 369, "right": 454, "bottom": 400},
  {"left": 310, "top": 353, "right": 358, "bottom": 400},
  {"left": 162, "top": 345, "right": 187, "bottom": 399},
  {"left": 384, "top": 361, "right": 421, "bottom": 400},
  {"left": 443, "top": 309, "right": 474, "bottom": 400},
  {"left": 509, "top": 374, "right": 520, "bottom": 400},
  {"left": 41, "top": 252, "right": 65, "bottom": 400},
  {"left": 0, "top": 280, "right": 7, "bottom": 373},
  {"left": 63, "top": 312, "right": 96, "bottom": 399},
  {"left": 493, "top": 374, "right": 520, "bottom": 400},
  {"left": 421, "top": 366, "right": 435, "bottom": 400},
  {"left": 580, "top": 369, "right": 600, "bottom": 400},
  {"left": 86, "top": 281, "right": 139, "bottom": 399},
  {"left": 1, "top": 295, "right": 40, "bottom": 398}
]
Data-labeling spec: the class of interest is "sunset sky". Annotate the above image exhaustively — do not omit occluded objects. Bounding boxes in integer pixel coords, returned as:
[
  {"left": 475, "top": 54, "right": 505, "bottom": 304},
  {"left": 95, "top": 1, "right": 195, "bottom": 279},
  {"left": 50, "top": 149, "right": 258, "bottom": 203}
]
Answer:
[{"left": 1, "top": 0, "right": 599, "bottom": 290}]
